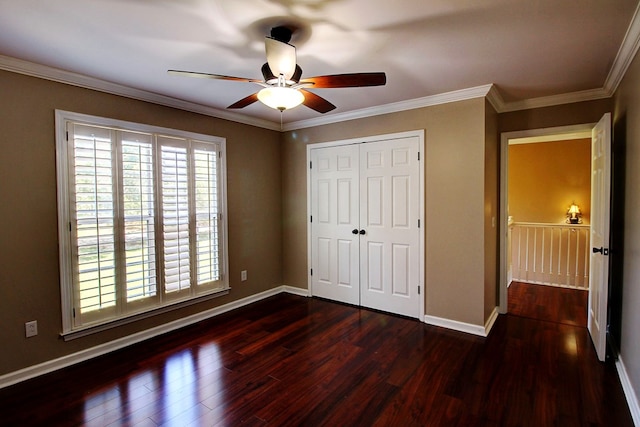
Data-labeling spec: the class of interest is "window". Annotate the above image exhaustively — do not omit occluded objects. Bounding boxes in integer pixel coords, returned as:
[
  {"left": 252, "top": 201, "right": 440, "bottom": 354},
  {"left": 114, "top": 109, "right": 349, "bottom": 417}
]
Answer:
[{"left": 56, "top": 111, "right": 228, "bottom": 335}]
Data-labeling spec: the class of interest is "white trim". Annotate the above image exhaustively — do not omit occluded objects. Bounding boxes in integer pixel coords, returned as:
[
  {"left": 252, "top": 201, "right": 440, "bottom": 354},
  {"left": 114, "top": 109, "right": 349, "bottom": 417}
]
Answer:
[
  {"left": 605, "top": 1, "right": 640, "bottom": 96},
  {"left": 484, "top": 307, "right": 499, "bottom": 336},
  {"left": 498, "top": 88, "right": 610, "bottom": 113},
  {"left": 424, "top": 307, "right": 498, "bottom": 337},
  {"left": 282, "top": 285, "right": 311, "bottom": 297},
  {"left": 486, "top": 84, "right": 506, "bottom": 112},
  {"left": 424, "top": 315, "right": 486, "bottom": 337},
  {"left": 0, "top": 285, "right": 291, "bottom": 390},
  {"left": 616, "top": 356, "right": 640, "bottom": 426},
  {"left": 286, "top": 85, "right": 493, "bottom": 131},
  {"left": 307, "top": 129, "right": 426, "bottom": 150}
]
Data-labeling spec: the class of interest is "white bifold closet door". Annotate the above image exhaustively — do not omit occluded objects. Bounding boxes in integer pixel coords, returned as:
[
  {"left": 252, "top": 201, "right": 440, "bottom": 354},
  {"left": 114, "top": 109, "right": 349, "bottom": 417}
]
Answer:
[{"left": 310, "top": 136, "right": 420, "bottom": 319}]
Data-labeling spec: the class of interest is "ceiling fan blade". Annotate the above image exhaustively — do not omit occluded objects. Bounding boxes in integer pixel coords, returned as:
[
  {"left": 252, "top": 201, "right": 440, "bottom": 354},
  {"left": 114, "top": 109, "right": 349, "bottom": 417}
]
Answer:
[
  {"left": 300, "top": 89, "right": 336, "bottom": 113},
  {"left": 265, "top": 37, "right": 297, "bottom": 80},
  {"left": 168, "top": 69, "right": 261, "bottom": 83},
  {"left": 300, "top": 72, "right": 386, "bottom": 88},
  {"left": 227, "top": 93, "right": 259, "bottom": 109}
]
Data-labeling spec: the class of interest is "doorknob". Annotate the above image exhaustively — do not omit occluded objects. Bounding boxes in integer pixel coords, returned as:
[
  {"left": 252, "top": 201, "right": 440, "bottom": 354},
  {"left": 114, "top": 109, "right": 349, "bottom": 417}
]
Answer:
[
  {"left": 593, "top": 247, "right": 603, "bottom": 254},
  {"left": 359, "top": 229, "right": 366, "bottom": 235},
  {"left": 352, "top": 229, "right": 359, "bottom": 235}
]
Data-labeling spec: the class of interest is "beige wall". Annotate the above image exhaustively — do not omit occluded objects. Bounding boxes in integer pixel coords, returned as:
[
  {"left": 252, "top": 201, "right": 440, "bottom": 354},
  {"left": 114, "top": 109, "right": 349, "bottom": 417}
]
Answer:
[
  {"left": 508, "top": 139, "right": 591, "bottom": 224},
  {"left": 0, "top": 70, "right": 283, "bottom": 375},
  {"left": 499, "top": 98, "right": 612, "bottom": 133},
  {"left": 282, "top": 98, "right": 495, "bottom": 327},
  {"left": 613, "top": 43, "right": 640, "bottom": 408}
]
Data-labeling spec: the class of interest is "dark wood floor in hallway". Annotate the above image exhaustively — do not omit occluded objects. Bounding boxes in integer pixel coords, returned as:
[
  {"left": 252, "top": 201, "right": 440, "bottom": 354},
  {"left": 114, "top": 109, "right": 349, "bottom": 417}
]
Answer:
[
  {"left": 0, "top": 293, "right": 633, "bottom": 426},
  {"left": 508, "top": 281, "right": 589, "bottom": 327}
]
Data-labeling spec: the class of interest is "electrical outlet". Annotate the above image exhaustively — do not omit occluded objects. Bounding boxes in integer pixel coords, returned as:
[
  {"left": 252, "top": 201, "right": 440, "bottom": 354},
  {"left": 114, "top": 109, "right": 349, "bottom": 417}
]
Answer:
[
  {"left": 241, "top": 270, "right": 247, "bottom": 281},
  {"left": 25, "top": 320, "right": 38, "bottom": 338}
]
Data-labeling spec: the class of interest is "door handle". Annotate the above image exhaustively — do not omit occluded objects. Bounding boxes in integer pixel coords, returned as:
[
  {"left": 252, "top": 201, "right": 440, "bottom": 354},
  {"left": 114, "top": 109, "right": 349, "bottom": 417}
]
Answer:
[
  {"left": 359, "top": 229, "right": 366, "bottom": 235},
  {"left": 352, "top": 229, "right": 359, "bottom": 235},
  {"left": 593, "top": 247, "right": 610, "bottom": 255}
]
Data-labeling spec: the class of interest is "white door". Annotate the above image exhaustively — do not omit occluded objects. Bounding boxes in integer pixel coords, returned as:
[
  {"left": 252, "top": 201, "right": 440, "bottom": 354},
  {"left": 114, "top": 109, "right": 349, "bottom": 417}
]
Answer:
[
  {"left": 588, "top": 112, "right": 611, "bottom": 362},
  {"left": 309, "top": 135, "right": 421, "bottom": 319},
  {"left": 310, "top": 144, "right": 360, "bottom": 305},
  {"left": 359, "top": 138, "right": 421, "bottom": 318}
]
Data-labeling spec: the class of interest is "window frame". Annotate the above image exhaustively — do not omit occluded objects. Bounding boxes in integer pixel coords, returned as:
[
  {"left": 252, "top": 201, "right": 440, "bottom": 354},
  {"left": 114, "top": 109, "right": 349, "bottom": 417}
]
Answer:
[{"left": 55, "top": 110, "right": 229, "bottom": 338}]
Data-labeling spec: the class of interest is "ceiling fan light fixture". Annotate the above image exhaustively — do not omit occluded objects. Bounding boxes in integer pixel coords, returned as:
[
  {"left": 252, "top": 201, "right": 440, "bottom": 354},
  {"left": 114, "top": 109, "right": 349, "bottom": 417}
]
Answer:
[{"left": 258, "top": 86, "right": 304, "bottom": 111}]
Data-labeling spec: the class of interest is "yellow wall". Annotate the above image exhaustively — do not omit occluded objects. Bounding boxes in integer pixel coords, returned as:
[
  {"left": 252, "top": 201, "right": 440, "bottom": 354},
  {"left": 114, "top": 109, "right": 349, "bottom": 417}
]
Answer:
[
  {"left": 0, "top": 70, "right": 283, "bottom": 375},
  {"left": 508, "top": 139, "right": 591, "bottom": 224}
]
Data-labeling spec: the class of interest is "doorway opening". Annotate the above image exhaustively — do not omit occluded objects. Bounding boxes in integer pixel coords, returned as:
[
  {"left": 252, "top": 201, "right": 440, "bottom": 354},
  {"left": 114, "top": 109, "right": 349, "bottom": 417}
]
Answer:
[
  {"left": 503, "top": 129, "right": 592, "bottom": 326},
  {"left": 500, "top": 113, "right": 612, "bottom": 362},
  {"left": 499, "top": 124, "right": 594, "bottom": 324}
]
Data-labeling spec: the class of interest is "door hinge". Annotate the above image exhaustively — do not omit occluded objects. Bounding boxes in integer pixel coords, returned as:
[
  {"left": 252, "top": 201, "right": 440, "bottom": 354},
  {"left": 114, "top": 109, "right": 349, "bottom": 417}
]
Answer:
[
  {"left": 72, "top": 307, "right": 76, "bottom": 318},
  {"left": 310, "top": 268, "right": 313, "bottom": 276},
  {"left": 418, "top": 286, "right": 421, "bottom": 295},
  {"left": 418, "top": 152, "right": 420, "bottom": 161},
  {"left": 66, "top": 131, "right": 69, "bottom": 141},
  {"left": 418, "top": 219, "right": 420, "bottom": 228},
  {"left": 69, "top": 221, "right": 72, "bottom": 232},
  {"left": 310, "top": 161, "right": 312, "bottom": 169},
  {"left": 310, "top": 215, "right": 313, "bottom": 223}
]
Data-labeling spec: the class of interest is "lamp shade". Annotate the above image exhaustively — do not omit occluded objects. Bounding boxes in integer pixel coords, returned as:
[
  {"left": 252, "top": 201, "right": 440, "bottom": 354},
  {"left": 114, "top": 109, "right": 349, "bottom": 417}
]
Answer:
[
  {"left": 566, "top": 203, "right": 582, "bottom": 224},
  {"left": 568, "top": 204, "right": 581, "bottom": 215},
  {"left": 257, "top": 87, "right": 304, "bottom": 111}
]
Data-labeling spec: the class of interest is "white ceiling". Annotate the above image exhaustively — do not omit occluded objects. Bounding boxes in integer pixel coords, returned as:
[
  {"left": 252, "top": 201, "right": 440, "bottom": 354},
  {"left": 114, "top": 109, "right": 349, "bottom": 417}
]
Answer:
[{"left": 1, "top": 0, "right": 639, "bottom": 129}]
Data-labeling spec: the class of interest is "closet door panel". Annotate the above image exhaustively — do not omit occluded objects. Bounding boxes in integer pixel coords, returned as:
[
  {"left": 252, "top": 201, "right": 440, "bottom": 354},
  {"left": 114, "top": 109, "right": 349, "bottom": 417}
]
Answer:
[
  {"left": 360, "top": 137, "right": 420, "bottom": 318},
  {"left": 310, "top": 145, "right": 360, "bottom": 305}
]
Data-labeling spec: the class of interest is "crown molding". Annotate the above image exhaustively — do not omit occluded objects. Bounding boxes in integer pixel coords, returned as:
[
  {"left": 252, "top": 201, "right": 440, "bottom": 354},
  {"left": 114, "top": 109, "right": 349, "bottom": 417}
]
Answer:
[
  {"left": 605, "top": 1, "right": 640, "bottom": 95},
  {"left": 486, "top": 84, "right": 506, "bottom": 112},
  {"left": 0, "top": 55, "right": 280, "bottom": 131},
  {"left": 497, "top": 87, "right": 611, "bottom": 113},
  {"left": 284, "top": 84, "right": 494, "bottom": 131}
]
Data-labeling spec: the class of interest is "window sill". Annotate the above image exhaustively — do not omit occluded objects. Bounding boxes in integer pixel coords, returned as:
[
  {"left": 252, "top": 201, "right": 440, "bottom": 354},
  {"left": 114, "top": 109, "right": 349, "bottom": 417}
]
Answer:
[{"left": 61, "top": 288, "right": 230, "bottom": 341}]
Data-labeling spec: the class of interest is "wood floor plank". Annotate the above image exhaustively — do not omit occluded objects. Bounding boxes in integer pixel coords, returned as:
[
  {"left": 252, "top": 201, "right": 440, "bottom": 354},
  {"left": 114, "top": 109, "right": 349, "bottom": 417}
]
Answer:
[{"left": 0, "top": 293, "right": 633, "bottom": 426}]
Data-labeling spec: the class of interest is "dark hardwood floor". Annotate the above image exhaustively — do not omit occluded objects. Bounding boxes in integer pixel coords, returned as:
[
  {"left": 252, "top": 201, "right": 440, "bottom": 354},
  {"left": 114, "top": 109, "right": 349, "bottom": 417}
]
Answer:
[
  {"left": 508, "top": 281, "right": 588, "bottom": 327},
  {"left": 0, "top": 293, "right": 632, "bottom": 426}
]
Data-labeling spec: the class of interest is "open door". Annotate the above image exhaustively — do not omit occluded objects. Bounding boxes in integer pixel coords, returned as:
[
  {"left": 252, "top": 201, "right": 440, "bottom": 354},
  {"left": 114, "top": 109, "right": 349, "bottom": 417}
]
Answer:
[{"left": 588, "top": 112, "right": 611, "bottom": 362}]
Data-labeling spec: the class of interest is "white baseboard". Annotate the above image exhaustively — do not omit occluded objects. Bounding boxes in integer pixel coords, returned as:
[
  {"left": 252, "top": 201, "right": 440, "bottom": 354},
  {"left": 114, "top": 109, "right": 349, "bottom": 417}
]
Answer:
[
  {"left": 282, "top": 285, "right": 311, "bottom": 297},
  {"left": 424, "top": 307, "right": 498, "bottom": 337},
  {"left": 424, "top": 315, "right": 485, "bottom": 336},
  {"left": 0, "top": 285, "right": 294, "bottom": 390},
  {"left": 484, "top": 307, "right": 499, "bottom": 336},
  {"left": 616, "top": 355, "right": 640, "bottom": 426}
]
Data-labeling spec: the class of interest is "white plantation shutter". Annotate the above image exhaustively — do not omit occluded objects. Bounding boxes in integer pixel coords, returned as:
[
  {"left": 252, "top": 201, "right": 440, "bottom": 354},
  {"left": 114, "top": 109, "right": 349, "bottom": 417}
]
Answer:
[
  {"left": 193, "top": 145, "right": 220, "bottom": 284},
  {"left": 69, "top": 124, "right": 117, "bottom": 323},
  {"left": 57, "top": 112, "right": 228, "bottom": 334},
  {"left": 159, "top": 139, "right": 191, "bottom": 295},
  {"left": 120, "top": 132, "right": 157, "bottom": 303}
]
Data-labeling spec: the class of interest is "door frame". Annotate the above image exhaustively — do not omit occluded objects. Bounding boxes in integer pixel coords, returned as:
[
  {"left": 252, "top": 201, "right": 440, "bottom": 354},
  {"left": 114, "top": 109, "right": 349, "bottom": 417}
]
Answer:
[
  {"left": 306, "top": 130, "right": 425, "bottom": 320},
  {"left": 499, "top": 123, "right": 596, "bottom": 314}
]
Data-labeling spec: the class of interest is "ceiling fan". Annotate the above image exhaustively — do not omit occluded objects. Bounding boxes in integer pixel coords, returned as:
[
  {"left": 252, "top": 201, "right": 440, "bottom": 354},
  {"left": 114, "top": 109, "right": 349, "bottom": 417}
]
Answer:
[{"left": 168, "top": 26, "right": 386, "bottom": 114}]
